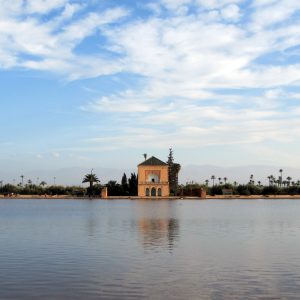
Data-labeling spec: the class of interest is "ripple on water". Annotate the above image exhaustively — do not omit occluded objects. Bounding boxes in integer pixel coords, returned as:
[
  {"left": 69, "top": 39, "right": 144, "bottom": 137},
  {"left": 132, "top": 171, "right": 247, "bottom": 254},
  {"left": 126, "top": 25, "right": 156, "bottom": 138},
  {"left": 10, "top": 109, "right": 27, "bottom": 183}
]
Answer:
[{"left": 1, "top": 199, "right": 300, "bottom": 299}]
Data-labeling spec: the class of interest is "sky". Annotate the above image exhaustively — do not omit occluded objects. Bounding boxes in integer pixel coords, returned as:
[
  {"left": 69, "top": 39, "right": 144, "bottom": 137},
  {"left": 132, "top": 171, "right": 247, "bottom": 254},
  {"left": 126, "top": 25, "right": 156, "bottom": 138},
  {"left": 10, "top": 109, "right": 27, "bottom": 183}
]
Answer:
[{"left": 1, "top": 0, "right": 300, "bottom": 183}]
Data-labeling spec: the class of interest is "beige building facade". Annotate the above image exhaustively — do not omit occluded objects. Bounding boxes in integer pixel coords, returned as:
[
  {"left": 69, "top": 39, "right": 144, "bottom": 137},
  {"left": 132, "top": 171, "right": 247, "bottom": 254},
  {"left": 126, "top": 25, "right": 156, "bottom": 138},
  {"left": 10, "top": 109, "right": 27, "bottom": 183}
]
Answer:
[{"left": 138, "top": 156, "right": 169, "bottom": 197}]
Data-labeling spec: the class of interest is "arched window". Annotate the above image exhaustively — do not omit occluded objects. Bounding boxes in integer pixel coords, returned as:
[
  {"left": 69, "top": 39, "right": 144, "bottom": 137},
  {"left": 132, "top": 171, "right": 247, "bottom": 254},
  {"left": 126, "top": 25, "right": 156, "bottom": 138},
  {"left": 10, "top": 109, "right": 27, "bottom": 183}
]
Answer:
[
  {"left": 146, "top": 188, "right": 150, "bottom": 196},
  {"left": 147, "top": 174, "right": 159, "bottom": 183},
  {"left": 157, "top": 188, "right": 162, "bottom": 196},
  {"left": 151, "top": 187, "right": 156, "bottom": 197}
]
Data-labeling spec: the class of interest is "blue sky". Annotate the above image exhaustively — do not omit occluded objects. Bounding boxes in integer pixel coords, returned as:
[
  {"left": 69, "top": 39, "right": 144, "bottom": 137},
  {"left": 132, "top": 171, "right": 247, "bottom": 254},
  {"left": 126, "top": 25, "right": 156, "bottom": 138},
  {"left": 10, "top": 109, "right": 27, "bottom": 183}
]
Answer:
[{"left": 1, "top": 0, "right": 300, "bottom": 183}]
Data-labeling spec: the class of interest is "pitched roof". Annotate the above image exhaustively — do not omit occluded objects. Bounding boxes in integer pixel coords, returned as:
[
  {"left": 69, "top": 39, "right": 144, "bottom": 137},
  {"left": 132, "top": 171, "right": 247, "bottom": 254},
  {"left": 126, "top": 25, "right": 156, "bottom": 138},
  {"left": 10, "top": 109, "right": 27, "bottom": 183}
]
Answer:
[{"left": 139, "top": 156, "right": 168, "bottom": 166}]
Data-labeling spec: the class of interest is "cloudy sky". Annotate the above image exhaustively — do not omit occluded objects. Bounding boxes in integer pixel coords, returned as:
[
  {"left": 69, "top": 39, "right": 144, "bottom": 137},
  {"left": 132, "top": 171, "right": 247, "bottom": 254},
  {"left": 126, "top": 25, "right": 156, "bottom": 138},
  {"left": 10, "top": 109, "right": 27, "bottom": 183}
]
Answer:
[{"left": 1, "top": 0, "right": 300, "bottom": 179}]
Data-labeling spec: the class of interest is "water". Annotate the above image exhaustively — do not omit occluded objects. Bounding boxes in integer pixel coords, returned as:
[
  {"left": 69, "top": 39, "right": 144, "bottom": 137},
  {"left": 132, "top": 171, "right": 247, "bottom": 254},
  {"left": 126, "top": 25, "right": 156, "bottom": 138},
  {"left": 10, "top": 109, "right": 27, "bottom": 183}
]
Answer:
[{"left": 1, "top": 199, "right": 300, "bottom": 299}]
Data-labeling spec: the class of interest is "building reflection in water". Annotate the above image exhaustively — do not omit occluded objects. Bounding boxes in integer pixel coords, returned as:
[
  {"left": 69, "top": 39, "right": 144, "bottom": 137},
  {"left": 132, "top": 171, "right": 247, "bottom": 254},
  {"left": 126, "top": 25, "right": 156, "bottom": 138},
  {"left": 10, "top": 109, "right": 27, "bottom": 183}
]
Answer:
[{"left": 136, "top": 201, "right": 179, "bottom": 251}]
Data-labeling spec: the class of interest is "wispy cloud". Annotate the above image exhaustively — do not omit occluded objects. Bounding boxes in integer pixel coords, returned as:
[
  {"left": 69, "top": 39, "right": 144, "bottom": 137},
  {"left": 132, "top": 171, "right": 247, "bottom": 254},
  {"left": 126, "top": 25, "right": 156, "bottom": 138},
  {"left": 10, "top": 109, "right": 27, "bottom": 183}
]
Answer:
[
  {"left": 0, "top": 2, "right": 128, "bottom": 77},
  {"left": 1, "top": 0, "right": 300, "bottom": 167}
]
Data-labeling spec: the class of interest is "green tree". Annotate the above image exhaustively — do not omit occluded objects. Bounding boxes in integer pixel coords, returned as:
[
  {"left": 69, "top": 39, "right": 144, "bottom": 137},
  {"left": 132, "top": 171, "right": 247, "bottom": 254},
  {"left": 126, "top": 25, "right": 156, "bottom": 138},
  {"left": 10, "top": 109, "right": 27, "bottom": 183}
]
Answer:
[
  {"left": 82, "top": 170, "right": 100, "bottom": 196},
  {"left": 249, "top": 174, "right": 254, "bottom": 185},
  {"left": 211, "top": 175, "right": 215, "bottom": 186},
  {"left": 262, "top": 185, "right": 279, "bottom": 195},
  {"left": 106, "top": 180, "right": 123, "bottom": 196},
  {"left": 2, "top": 184, "right": 18, "bottom": 194},
  {"left": 121, "top": 173, "right": 129, "bottom": 195},
  {"left": 128, "top": 173, "right": 138, "bottom": 196},
  {"left": 237, "top": 184, "right": 251, "bottom": 196},
  {"left": 167, "top": 148, "right": 181, "bottom": 195},
  {"left": 279, "top": 169, "right": 283, "bottom": 187}
]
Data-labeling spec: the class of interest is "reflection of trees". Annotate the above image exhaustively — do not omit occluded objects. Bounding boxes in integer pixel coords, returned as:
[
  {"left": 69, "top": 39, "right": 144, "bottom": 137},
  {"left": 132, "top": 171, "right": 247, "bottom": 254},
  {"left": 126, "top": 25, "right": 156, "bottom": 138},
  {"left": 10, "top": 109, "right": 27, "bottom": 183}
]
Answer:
[
  {"left": 138, "top": 218, "right": 179, "bottom": 250},
  {"left": 168, "top": 218, "right": 179, "bottom": 248}
]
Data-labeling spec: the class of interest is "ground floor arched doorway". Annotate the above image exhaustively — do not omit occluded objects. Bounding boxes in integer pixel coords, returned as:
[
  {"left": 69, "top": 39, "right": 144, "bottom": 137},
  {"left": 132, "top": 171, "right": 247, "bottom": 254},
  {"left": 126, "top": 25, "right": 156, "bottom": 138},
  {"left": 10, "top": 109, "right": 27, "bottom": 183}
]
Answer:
[
  {"left": 146, "top": 188, "right": 150, "bottom": 196},
  {"left": 151, "top": 187, "right": 156, "bottom": 197},
  {"left": 157, "top": 188, "right": 162, "bottom": 196}
]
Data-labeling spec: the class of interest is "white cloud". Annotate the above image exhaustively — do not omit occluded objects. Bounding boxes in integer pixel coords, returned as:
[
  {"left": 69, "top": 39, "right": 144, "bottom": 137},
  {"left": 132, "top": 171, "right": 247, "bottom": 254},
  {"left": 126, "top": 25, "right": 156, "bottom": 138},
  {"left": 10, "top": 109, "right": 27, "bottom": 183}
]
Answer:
[
  {"left": 160, "top": 0, "right": 191, "bottom": 11},
  {"left": 51, "top": 152, "right": 60, "bottom": 158},
  {"left": 1, "top": 1, "right": 300, "bottom": 166},
  {"left": 196, "top": 0, "right": 242, "bottom": 9},
  {"left": 83, "top": 95, "right": 154, "bottom": 113},
  {"left": 81, "top": 85, "right": 300, "bottom": 156},
  {"left": 25, "top": 0, "right": 68, "bottom": 14},
  {"left": 1, "top": 0, "right": 299, "bottom": 87},
  {"left": 221, "top": 4, "right": 241, "bottom": 21},
  {"left": 0, "top": 0, "right": 24, "bottom": 17},
  {"left": 0, "top": 3, "right": 128, "bottom": 77},
  {"left": 250, "top": 0, "right": 300, "bottom": 30},
  {"left": 102, "top": 9, "right": 300, "bottom": 93}
]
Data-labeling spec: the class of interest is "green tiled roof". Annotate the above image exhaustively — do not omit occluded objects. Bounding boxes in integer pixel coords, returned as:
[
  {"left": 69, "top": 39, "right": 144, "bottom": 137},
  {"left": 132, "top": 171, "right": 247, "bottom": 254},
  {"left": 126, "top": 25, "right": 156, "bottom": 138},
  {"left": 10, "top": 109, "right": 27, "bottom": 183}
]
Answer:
[{"left": 139, "top": 156, "right": 168, "bottom": 166}]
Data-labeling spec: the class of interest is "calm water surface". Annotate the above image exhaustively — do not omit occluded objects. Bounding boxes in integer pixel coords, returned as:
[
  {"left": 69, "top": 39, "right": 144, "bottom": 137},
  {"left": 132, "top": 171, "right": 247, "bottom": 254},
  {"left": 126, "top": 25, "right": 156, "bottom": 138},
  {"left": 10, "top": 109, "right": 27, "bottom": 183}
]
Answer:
[{"left": 1, "top": 199, "right": 300, "bottom": 299}]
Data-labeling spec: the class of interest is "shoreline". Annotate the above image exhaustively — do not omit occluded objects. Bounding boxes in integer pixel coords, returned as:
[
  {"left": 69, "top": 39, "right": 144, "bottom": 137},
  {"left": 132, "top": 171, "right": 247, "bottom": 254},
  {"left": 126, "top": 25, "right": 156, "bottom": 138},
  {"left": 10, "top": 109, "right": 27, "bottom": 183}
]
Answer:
[{"left": 2, "top": 194, "right": 300, "bottom": 200}]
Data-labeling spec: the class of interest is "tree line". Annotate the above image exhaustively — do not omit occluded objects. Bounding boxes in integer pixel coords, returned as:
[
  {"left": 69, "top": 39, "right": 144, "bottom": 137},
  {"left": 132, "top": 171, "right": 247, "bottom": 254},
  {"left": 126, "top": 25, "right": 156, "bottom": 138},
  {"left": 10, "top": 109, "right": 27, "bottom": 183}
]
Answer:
[
  {"left": 2, "top": 166, "right": 300, "bottom": 197},
  {"left": 181, "top": 182, "right": 300, "bottom": 197},
  {"left": 0, "top": 172, "right": 138, "bottom": 197},
  {"left": 182, "top": 169, "right": 300, "bottom": 196}
]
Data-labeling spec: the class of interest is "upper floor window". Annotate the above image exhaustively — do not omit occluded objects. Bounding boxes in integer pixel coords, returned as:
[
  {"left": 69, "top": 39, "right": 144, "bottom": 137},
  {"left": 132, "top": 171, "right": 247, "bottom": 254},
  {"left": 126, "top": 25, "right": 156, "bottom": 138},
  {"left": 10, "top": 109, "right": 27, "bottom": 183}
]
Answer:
[{"left": 147, "top": 173, "right": 159, "bottom": 183}]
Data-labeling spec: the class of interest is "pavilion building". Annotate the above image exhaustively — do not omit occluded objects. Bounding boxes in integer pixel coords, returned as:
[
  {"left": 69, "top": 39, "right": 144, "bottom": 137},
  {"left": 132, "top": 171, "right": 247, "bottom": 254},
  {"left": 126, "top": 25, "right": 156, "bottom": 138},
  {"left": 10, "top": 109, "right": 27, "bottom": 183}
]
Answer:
[{"left": 138, "top": 156, "right": 169, "bottom": 197}]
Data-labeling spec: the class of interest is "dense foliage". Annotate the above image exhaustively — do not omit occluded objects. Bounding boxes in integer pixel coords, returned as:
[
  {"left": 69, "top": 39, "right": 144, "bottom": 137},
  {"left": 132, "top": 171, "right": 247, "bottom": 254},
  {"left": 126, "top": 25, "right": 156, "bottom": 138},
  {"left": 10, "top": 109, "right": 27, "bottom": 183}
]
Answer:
[
  {"left": 0, "top": 183, "right": 87, "bottom": 196},
  {"left": 167, "top": 148, "right": 181, "bottom": 196},
  {"left": 178, "top": 182, "right": 300, "bottom": 197},
  {"left": 107, "top": 173, "right": 138, "bottom": 196},
  {"left": 1, "top": 169, "right": 300, "bottom": 197},
  {"left": 0, "top": 172, "right": 138, "bottom": 197}
]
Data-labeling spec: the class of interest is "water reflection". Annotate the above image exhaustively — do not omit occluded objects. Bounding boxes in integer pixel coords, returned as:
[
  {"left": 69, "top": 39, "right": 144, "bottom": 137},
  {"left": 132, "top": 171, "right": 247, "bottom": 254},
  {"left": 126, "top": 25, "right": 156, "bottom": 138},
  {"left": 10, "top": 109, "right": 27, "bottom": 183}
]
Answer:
[
  {"left": 2, "top": 199, "right": 300, "bottom": 299},
  {"left": 136, "top": 201, "right": 179, "bottom": 250},
  {"left": 86, "top": 209, "right": 98, "bottom": 237},
  {"left": 138, "top": 218, "right": 179, "bottom": 250}
]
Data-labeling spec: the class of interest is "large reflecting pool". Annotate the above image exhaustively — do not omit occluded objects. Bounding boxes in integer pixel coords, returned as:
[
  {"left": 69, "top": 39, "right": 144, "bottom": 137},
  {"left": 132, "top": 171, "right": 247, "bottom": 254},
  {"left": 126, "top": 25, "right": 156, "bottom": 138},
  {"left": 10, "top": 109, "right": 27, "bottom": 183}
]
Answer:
[{"left": 1, "top": 199, "right": 300, "bottom": 299}]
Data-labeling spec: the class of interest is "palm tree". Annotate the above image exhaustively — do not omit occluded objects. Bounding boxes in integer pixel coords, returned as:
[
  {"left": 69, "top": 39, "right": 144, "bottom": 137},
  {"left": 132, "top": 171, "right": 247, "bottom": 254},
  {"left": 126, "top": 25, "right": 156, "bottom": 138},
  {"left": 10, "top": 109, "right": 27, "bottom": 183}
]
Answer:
[
  {"left": 279, "top": 169, "right": 283, "bottom": 187},
  {"left": 267, "top": 176, "right": 271, "bottom": 186},
  {"left": 223, "top": 177, "right": 227, "bottom": 184},
  {"left": 211, "top": 175, "right": 215, "bottom": 186},
  {"left": 205, "top": 179, "right": 209, "bottom": 186},
  {"left": 249, "top": 174, "right": 254, "bottom": 185},
  {"left": 286, "top": 176, "right": 292, "bottom": 187},
  {"left": 40, "top": 181, "right": 47, "bottom": 187},
  {"left": 269, "top": 175, "right": 275, "bottom": 186},
  {"left": 82, "top": 170, "right": 100, "bottom": 196},
  {"left": 20, "top": 175, "right": 24, "bottom": 186},
  {"left": 218, "top": 177, "right": 221, "bottom": 184}
]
